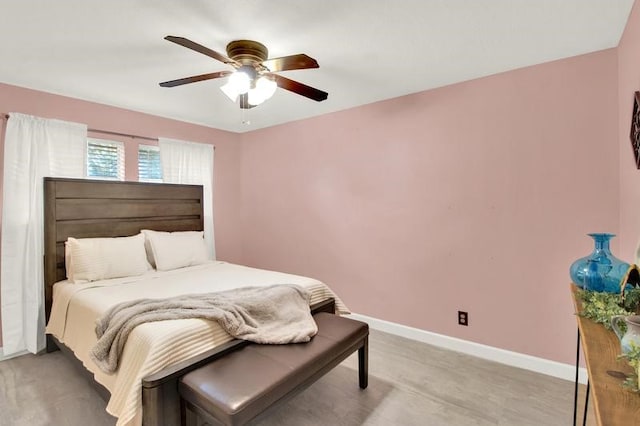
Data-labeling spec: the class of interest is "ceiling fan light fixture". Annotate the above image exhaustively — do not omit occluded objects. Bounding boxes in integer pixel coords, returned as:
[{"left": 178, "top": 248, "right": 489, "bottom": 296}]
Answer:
[
  {"left": 247, "top": 90, "right": 263, "bottom": 106},
  {"left": 248, "top": 76, "right": 277, "bottom": 106},
  {"left": 220, "top": 81, "right": 239, "bottom": 102},
  {"left": 229, "top": 71, "right": 251, "bottom": 94},
  {"left": 220, "top": 70, "right": 253, "bottom": 102}
]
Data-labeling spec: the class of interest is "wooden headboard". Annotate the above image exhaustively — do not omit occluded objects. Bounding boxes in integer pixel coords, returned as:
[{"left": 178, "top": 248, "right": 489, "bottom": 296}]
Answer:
[{"left": 43, "top": 177, "right": 204, "bottom": 320}]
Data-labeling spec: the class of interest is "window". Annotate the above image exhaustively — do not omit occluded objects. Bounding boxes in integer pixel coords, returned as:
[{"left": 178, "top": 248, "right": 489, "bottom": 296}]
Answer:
[
  {"left": 138, "top": 145, "right": 163, "bottom": 182},
  {"left": 86, "top": 138, "right": 124, "bottom": 180}
]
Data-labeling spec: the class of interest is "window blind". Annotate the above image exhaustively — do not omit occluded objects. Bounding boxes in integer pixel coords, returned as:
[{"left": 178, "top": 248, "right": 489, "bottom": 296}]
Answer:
[
  {"left": 138, "top": 145, "right": 163, "bottom": 182},
  {"left": 86, "top": 138, "right": 124, "bottom": 180}
]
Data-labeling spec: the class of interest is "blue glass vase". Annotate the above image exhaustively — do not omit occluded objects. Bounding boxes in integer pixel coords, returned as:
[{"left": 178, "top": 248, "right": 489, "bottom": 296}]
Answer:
[{"left": 569, "top": 233, "right": 630, "bottom": 293}]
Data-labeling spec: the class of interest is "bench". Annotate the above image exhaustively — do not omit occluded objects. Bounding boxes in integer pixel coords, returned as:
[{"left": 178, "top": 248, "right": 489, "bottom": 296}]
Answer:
[{"left": 178, "top": 313, "right": 369, "bottom": 426}]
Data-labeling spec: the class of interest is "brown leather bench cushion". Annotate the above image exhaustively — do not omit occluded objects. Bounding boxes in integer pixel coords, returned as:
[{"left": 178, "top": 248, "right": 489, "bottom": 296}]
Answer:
[{"left": 179, "top": 313, "right": 368, "bottom": 426}]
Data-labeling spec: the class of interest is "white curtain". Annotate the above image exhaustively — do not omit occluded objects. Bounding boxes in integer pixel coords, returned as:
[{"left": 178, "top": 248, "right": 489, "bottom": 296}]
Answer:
[
  {"left": 1, "top": 113, "right": 86, "bottom": 356},
  {"left": 158, "top": 138, "right": 215, "bottom": 260}
]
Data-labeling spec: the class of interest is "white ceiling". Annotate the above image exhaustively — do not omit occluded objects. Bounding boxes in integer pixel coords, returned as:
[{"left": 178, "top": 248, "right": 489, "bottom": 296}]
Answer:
[{"left": 0, "top": 1, "right": 634, "bottom": 133}]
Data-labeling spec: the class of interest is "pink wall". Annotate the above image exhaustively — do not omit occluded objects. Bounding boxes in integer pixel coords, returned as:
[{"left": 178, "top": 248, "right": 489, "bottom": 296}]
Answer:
[
  {"left": 619, "top": 1, "right": 640, "bottom": 263},
  {"left": 239, "top": 50, "right": 619, "bottom": 364},
  {"left": 0, "top": 83, "right": 245, "bottom": 347}
]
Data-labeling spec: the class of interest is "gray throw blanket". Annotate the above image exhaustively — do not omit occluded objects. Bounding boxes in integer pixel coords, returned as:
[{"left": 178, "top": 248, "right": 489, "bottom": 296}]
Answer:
[{"left": 90, "top": 284, "right": 317, "bottom": 374}]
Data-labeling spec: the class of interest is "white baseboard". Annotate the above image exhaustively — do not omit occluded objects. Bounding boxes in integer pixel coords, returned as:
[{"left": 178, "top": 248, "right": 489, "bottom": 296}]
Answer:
[
  {"left": 349, "top": 313, "right": 588, "bottom": 384},
  {"left": 0, "top": 347, "right": 29, "bottom": 362}
]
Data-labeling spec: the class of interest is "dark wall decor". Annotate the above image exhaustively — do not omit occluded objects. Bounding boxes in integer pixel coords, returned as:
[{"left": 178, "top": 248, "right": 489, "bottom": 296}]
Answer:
[{"left": 630, "top": 91, "right": 640, "bottom": 169}]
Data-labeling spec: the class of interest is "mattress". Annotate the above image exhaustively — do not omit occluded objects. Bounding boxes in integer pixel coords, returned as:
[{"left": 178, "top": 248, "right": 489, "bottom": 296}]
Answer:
[{"left": 45, "top": 261, "right": 349, "bottom": 426}]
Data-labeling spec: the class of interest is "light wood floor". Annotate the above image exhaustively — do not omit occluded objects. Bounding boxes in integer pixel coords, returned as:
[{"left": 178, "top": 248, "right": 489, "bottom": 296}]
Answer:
[{"left": 0, "top": 329, "right": 595, "bottom": 426}]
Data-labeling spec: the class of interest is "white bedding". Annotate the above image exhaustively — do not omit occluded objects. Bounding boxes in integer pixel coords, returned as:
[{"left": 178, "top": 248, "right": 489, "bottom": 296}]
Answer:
[{"left": 45, "top": 261, "right": 349, "bottom": 426}]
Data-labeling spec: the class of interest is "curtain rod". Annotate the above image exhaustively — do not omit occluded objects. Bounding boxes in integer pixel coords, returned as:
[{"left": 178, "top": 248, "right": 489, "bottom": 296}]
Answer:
[
  {"left": 2, "top": 114, "right": 214, "bottom": 149},
  {"left": 3, "top": 113, "right": 158, "bottom": 142},
  {"left": 88, "top": 128, "right": 158, "bottom": 142}
]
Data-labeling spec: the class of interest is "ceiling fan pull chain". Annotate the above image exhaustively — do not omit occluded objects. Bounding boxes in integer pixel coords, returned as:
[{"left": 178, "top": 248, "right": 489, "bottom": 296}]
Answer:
[{"left": 241, "top": 102, "right": 250, "bottom": 125}]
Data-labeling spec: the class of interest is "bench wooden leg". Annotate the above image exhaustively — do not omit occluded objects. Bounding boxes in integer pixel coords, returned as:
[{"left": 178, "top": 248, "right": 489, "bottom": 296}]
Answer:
[
  {"left": 180, "top": 399, "right": 199, "bottom": 426},
  {"left": 359, "top": 336, "right": 368, "bottom": 389}
]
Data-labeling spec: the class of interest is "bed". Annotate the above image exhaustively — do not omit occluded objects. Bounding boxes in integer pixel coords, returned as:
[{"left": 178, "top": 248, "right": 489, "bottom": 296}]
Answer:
[{"left": 42, "top": 177, "right": 348, "bottom": 426}]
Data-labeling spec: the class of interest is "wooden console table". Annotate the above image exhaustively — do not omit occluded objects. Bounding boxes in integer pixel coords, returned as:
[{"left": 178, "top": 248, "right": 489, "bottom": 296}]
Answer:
[{"left": 571, "top": 284, "right": 640, "bottom": 425}]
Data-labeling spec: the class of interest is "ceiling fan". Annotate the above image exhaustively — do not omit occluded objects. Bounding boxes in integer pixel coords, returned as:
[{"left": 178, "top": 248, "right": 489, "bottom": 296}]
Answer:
[{"left": 160, "top": 36, "right": 328, "bottom": 109}]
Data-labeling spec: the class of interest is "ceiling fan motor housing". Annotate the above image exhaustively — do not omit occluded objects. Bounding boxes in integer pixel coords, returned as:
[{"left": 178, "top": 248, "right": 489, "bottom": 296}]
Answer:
[{"left": 226, "top": 40, "right": 269, "bottom": 65}]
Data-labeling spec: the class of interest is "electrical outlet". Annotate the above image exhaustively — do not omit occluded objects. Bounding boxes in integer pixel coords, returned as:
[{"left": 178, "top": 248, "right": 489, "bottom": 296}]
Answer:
[{"left": 458, "top": 311, "right": 469, "bottom": 326}]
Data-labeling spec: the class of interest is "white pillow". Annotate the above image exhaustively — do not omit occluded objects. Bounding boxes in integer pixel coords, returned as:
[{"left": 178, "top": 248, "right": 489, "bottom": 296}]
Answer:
[
  {"left": 65, "top": 233, "right": 150, "bottom": 283},
  {"left": 141, "top": 230, "right": 158, "bottom": 269},
  {"left": 141, "top": 229, "right": 209, "bottom": 271}
]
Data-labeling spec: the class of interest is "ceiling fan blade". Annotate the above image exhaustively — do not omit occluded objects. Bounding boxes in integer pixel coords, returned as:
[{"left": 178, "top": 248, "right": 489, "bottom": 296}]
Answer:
[
  {"left": 159, "top": 71, "right": 232, "bottom": 87},
  {"left": 164, "top": 36, "right": 239, "bottom": 67},
  {"left": 270, "top": 74, "right": 328, "bottom": 102},
  {"left": 262, "top": 54, "right": 319, "bottom": 72}
]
